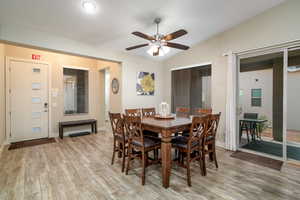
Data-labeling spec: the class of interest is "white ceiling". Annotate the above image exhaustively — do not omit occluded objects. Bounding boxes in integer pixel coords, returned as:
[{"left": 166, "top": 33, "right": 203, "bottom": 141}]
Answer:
[{"left": 0, "top": 0, "right": 285, "bottom": 60}]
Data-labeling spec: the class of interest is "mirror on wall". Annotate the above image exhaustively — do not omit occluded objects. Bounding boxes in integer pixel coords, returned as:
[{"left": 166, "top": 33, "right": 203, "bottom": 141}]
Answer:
[{"left": 63, "top": 68, "right": 89, "bottom": 115}]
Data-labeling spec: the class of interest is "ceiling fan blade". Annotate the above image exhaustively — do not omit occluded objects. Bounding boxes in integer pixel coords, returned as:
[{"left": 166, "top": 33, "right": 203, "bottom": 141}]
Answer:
[
  {"left": 165, "top": 42, "right": 190, "bottom": 50},
  {"left": 163, "top": 29, "right": 188, "bottom": 41},
  {"left": 126, "top": 44, "right": 149, "bottom": 51},
  {"left": 132, "top": 31, "right": 155, "bottom": 41}
]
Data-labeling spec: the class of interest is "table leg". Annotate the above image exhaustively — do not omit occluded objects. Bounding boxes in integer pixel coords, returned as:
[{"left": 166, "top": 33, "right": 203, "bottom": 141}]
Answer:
[
  {"left": 251, "top": 122, "right": 256, "bottom": 141},
  {"left": 59, "top": 126, "right": 63, "bottom": 139},
  {"left": 161, "top": 130, "right": 172, "bottom": 188},
  {"left": 239, "top": 121, "right": 242, "bottom": 143},
  {"left": 95, "top": 122, "right": 97, "bottom": 133},
  {"left": 91, "top": 123, "right": 94, "bottom": 133}
]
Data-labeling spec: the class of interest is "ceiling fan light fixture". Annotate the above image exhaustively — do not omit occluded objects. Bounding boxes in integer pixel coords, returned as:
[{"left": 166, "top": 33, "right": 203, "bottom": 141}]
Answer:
[
  {"left": 147, "top": 45, "right": 159, "bottom": 56},
  {"left": 82, "top": 0, "right": 97, "bottom": 14},
  {"left": 147, "top": 45, "right": 170, "bottom": 57},
  {"left": 158, "top": 46, "right": 170, "bottom": 57},
  {"left": 161, "top": 46, "right": 170, "bottom": 54}
]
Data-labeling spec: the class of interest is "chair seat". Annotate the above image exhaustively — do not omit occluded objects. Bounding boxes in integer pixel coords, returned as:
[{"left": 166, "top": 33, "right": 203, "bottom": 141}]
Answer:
[
  {"left": 181, "top": 131, "right": 190, "bottom": 137},
  {"left": 172, "top": 136, "right": 199, "bottom": 149},
  {"left": 132, "top": 137, "right": 161, "bottom": 148}
]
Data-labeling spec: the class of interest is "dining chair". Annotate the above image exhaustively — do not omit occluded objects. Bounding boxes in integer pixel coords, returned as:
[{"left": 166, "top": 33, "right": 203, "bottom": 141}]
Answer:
[
  {"left": 109, "top": 112, "right": 128, "bottom": 172},
  {"left": 175, "top": 107, "right": 190, "bottom": 137},
  {"left": 240, "top": 112, "right": 258, "bottom": 142},
  {"left": 141, "top": 108, "right": 159, "bottom": 138},
  {"left": 142, "top": 108, "right": 156, "bottom": 117},
  {"left": 172, "top": 115, "right": 208, "bottom": 186},
  {"left": 123, "top": 115, "right": 161, "bottom": 185},
  {"left": 176, "top": 107, "right": 190, "bottom": 118},
  {"left": 125, "top": 108, "right": 141, "bottom": 117},
  {"left": 194, "top": 108, "right": 212, "bottom": 115},
  {"left": 202, "top": 112, "right": 221, "bottom": 176}
]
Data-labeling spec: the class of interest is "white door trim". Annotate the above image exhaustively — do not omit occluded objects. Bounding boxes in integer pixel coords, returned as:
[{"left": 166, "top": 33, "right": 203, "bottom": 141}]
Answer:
[
  {"left": 283, "top": 48, "right": 288, "bottom": 161},
  {"left": 5, "top": 57, "right": 52, "bottom": 143}
]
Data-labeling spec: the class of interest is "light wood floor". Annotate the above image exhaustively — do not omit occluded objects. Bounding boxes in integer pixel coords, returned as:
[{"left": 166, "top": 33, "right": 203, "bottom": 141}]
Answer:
[{"left": 1, "top": 131, "right": 300, "bottom": 200}]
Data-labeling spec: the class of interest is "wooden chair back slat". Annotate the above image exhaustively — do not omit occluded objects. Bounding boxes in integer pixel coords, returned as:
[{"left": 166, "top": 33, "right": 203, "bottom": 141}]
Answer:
[
  {"left": 123, "top": 115, "right": 143, "bottom": 143},
  {"left": 176, "top": 107, "right": 190, "bottom": 118},
  {"left": 125, "top": 108, "right": 141, "bottom": 117},
  {"left": 188, "top": 116, "right": 209, "bottom": 145},
  {"left": 109, "top": 112, "right": 126, "bottom": 139},
  {"left": 142, "top": 108, "right": 156, "bottom": 117},
  {"left": 206, "top": 112, "right": 221, "bottom": 141},
  {"left": 194, "top": 108, "right": 212, "bottom": 115}
]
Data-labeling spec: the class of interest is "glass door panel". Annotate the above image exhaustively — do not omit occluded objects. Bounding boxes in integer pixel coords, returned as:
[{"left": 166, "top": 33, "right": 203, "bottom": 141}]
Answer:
[
  {"left": 238, "top": 51, "right": 284, "bottom": 159},
  {"left": 286, "top": 48, "right": 300, "bottom": 161}
]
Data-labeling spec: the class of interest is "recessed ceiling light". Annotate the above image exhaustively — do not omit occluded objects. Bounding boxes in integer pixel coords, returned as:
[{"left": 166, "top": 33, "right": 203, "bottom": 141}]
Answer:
[{"left": 82, "top": 0, "right": 97, "bottom": 14}]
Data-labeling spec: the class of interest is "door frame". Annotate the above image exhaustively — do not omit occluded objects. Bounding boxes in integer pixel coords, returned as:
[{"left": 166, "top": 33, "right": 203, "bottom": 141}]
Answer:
[
  {"left": 5, "top": 57, "right": 52, "bottom": 143},
  {"left": 170, "top": 62, "right": 213, "bottom": 113},
  {"left": 234, "top": 41, "right": 300, "bottom": 163},
  {"left": 236, "top": 48, "right": 286, "bottom": 161}
]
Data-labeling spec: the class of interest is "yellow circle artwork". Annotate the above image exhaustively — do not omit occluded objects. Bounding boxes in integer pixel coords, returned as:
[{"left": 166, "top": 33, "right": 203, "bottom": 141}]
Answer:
[{"left": 141, "top": 74, "right": 154, "bottom": 94}]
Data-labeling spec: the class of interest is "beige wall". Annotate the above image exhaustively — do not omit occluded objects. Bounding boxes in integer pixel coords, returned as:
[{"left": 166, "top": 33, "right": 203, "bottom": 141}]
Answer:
[
  {"left": 0, "top": 25, "right": 166, "bottom": 113},
  {"left": 163, "top": 0, "right": 300, "bottom": 143},
  {"left": 0, "top": 44, "right": 5, "bottom": 147},
  {"left": 0, "top": 43, "right": 165, "bottom": 144},
  {"left": 1, "top": 43, "right": 122, "bottom": 140}
]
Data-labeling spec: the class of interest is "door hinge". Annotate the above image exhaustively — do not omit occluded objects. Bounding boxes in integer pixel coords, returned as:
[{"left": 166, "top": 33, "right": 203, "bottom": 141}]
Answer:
[
  {"left": 9, "top": 89, "right": 11, "bottom": 94},
  {"left": 9, "top": 132, "right": 12, "bottom": 137}
]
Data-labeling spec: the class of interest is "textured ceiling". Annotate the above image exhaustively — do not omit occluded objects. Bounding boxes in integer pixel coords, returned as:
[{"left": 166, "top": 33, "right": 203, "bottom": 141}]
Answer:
[{"left": 0, "top": 0, "right": 285, "bottom": 60}]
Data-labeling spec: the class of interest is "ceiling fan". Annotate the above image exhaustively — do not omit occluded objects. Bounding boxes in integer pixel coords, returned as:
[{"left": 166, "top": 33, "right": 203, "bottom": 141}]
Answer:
[{"left": 126, "top": 18, "right": 190, "bottom": 56}]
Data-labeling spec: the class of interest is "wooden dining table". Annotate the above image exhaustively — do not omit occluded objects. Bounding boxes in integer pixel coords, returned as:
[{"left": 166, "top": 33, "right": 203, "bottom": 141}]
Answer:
[{"left": 142, "top": 116, "right": 192, "bottom": 188}]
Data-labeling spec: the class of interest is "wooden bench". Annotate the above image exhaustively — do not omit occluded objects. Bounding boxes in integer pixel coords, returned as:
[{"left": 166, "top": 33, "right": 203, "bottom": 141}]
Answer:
[{"left": 59, "top": 119, "right": 97, "bottom": 139}]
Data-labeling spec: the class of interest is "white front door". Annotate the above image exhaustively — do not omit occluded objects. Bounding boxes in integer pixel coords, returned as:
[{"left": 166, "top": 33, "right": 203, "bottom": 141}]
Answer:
[{"left": 8, "top": 59, "right": 49, "bottom": 142}]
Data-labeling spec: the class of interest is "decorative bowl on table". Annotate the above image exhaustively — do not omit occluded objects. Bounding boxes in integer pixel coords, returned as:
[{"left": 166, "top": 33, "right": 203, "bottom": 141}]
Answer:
[{"left": 154, "top": 114, "right": 175, "bottom": 120}]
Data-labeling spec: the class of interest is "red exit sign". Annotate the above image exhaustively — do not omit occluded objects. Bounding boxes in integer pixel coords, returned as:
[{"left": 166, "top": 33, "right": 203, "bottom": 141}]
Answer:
[{"left": 32, "top": 54, "right": 41, "bottom": 60}]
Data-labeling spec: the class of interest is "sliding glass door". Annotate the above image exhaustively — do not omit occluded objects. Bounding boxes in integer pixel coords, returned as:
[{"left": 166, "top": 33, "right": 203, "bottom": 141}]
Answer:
[
  {"left": 236, "top": 44, "right": 300, "bottom": 162},
  {"left": 238, "top": 51, "right": 284, "bottom": 159},
  {"left": 286, "top": 48, "right": 300, "bottom": 161}
]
